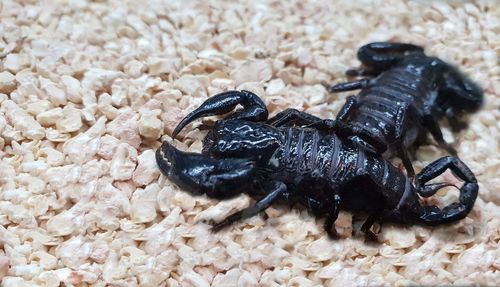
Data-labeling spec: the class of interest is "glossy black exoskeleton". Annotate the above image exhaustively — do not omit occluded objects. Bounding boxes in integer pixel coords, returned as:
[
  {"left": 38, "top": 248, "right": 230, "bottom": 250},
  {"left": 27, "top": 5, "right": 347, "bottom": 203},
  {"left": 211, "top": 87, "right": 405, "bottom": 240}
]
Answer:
[
  {"left": 156, "top": 90, "right": 478, "bottom": 239},
  {"left": 327, "top": 42, "right": 483, "bottom": 177}
]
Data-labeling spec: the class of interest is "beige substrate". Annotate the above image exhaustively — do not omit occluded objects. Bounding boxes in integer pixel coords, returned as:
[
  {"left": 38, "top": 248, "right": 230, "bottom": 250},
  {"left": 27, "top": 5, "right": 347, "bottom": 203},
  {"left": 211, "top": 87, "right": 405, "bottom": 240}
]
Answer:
[{"left": 0, "top": 0, "right": 499, "bottom": 286}]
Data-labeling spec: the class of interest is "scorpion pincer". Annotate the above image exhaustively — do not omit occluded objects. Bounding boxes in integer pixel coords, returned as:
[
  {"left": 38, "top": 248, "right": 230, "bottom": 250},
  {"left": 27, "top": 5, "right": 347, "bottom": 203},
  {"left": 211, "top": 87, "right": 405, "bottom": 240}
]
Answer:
[
  {"left": 326, "top": 42, "right": 483, "bottom": 177},
  {"left": 156, "top": 90, "right": 478, "bottom": 239}
]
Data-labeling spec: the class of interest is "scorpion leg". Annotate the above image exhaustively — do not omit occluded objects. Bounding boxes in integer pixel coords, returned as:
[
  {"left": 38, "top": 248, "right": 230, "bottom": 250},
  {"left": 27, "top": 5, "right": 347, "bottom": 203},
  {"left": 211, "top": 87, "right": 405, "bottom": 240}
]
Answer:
[
  {"left": 360, "top": 211, "right": 382, "bottom": 241},
  {"left": 297, "top": 181, "right": 341, "bottom": 238},
  {"left": 335, "top": 123, "right": 388, "bottom": 155},
  {"left": 414, "top": 156, "right": 478, "bottom": 225},
  {"left": 339, "top": 174, "right": 387, "bottom": 240},
  {"left": 267, "top": 108, "right": 336, "bottom": 131},
  {"left": 156, "top": 141, "right": 256, "bottom": 199},
  {"left": 211, "top": 181, "right": 287, "bottom": 231},
  {"left": 445, "top": 107, "right": 468, "bottom": 132},
  {"left": 269, "top": 106, "right": 387, "bottom": 154},
  {"left": 336, "top": 95, "right": 357, "bottom": 121},
  {"left": 335, "top": 96, "right": 386, "bottom": 153},
  {"left": 323, "top": 194, "right": 341, "bottom": 238},
  {"left": 345, "top": 67, "right": 379, "bottom": 77},
  {"left": 267, "top": 108, "right": 322, "bottom": 126},
  {"left": 422, "top": 113, "right": 457, "bottom": 156},
  {"left": 327, "top": 79, "right": 371, "bottom": 93},
  {"left": 336, "top": 95, "right": 388, "bottom": 151},
  {"left": 394, "top": 103, "right": 415, "bottom": 178},
  {"left": 173, "top": 90, "right": 268, "bottom": 137},
  {"left": 357, "top": 42, "right": 424, "bottom": 70}
]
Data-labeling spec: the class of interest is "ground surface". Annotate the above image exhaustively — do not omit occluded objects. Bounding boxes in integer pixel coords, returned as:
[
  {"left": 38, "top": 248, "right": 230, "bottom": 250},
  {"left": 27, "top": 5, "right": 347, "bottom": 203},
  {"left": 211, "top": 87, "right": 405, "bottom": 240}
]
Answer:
[{"left": 0, "top": 0, "right": 499, "bottom": 286}]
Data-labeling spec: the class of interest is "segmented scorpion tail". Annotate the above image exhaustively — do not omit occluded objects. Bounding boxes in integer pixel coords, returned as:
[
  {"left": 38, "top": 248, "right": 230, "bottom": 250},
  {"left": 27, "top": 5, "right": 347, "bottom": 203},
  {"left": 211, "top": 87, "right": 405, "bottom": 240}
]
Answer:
[
  {"left": 415, "top": 156, "right": 478, "bottom": 225},
  {"left": 357, "top": 42, "right": 424, "bottom": 70}
]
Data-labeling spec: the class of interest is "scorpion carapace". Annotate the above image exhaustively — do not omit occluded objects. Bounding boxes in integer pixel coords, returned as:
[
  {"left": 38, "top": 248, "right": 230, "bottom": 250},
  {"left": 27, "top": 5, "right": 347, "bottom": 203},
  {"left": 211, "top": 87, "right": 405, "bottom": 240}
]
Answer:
[
  {"left": 327, "top": 42, "right": 483, "bottom": 177},
  {"left": 157, "top": 90, "right": 478, "bottom": 239}
]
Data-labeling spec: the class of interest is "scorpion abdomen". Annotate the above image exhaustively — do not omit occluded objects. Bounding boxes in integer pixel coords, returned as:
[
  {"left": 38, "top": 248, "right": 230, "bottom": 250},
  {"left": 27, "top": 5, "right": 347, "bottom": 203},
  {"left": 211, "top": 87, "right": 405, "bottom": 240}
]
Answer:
[
  {"left": 276, "top": 128, "right": 396, "bottom": 190},
  {"left": 276, "top": 128, "right": 331, "bottom": 176},
  {"left": 347, "top": 68, "right": 433, "bottom": 149}
]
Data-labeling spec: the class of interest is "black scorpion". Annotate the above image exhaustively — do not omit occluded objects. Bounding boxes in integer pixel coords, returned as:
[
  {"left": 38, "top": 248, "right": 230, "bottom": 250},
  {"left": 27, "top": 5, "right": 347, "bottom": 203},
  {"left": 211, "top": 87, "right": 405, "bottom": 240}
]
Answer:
[
  {"left": 326, "top": 42, "right": 483, "bottom": 177},
  {"left": 156, "top": 90, "right": 478, "bottom": 238}
]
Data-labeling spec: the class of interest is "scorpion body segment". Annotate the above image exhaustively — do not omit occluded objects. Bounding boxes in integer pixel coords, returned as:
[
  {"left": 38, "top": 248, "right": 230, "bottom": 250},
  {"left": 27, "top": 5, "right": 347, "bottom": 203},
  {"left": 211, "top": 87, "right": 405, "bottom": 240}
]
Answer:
[
  {"left": 157, "top": 90, "right": 478, "bottom": 238},
  {"left": 328, "top": 42, "right": 483, "bottom": 177}
]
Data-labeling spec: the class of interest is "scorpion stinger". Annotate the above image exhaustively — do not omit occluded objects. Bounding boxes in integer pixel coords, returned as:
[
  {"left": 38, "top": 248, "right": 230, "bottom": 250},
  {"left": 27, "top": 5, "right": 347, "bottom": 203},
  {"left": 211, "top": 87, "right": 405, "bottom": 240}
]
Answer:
[{"left": 172, "top": 90, "right": 268, "bottom": 138}]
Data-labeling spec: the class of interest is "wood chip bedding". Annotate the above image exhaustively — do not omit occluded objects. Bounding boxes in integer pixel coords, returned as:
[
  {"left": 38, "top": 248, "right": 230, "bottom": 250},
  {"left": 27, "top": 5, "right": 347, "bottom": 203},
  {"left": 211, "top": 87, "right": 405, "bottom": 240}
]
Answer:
[{"left": 0, "top": 0, "right": 498, "bottom": 286}]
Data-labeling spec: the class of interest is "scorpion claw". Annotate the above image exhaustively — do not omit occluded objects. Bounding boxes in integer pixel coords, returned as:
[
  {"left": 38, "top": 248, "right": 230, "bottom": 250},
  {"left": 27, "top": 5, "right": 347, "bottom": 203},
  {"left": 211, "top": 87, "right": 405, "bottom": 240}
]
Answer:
[
  {"left": 156, "top": 141, "right": 256, "bottom": 198},
  {"left": 196, "top": 123, "right": 214, "bottom": 131},
  {"left": 357, "top": 42, "right": 424, "bottom": 70},
  {"left": 172, "top": 90, "right": 268, "bottom": 137}
]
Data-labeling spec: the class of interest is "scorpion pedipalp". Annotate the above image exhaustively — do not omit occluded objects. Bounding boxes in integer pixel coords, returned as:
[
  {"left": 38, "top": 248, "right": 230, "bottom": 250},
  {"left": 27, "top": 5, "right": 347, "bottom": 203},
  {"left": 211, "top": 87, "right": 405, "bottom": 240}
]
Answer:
[
  {"left": 156, "top": 140, "right": 256, "bottom": 198},
  {"left": 356, "top": 42, "right": 424, "bottom": 70},
  {"left": 172, "top": 90, "right": 268, "bottom": 138}
]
